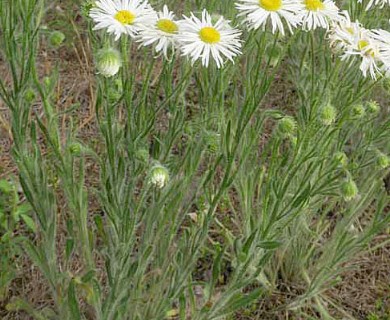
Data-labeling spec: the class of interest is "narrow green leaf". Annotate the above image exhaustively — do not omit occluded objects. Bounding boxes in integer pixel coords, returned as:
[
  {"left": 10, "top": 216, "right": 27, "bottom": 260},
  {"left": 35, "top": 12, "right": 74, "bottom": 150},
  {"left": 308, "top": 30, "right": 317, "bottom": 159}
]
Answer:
[
  {"left": 17, "top": 203, "right": 32, "bottom": 216},
  {"left": 65, "top": 239, "right": 74, "bottom": 261},
  {"left": 68, "top": 280, "right": 81, "bottom": 320},
  {"left": 257, "top": 241, "right": 282, "bottom": 250},
  {"left": 20, "top": 214, "right": 36, "bottom": 232}
]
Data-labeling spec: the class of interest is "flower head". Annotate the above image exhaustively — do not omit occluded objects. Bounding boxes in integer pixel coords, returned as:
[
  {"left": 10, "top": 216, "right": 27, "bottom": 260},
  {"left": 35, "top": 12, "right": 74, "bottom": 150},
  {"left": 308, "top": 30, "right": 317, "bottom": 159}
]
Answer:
[
  {"left": 204, "top": 131, "right": 220, "bottom": 153},
  {"left": 69, "top": 143, "right": 85, "bottom": 156},
  {"left": 90, "top": 0, "right": 157, "bottom": 40},
  {"left": 376, "top": 151, "right": 390, "bottom": 169},
  {"left": 341, "top": 179, "right": 358, "bottom": 201},
  {"left": 138, "top": 5, "right": 179, "bottom": 58},
  {"left": 299, "top": 0, "right": 341, "bottom": 30},
  {"left": 371, "top": 28, "right": 390, "bottom": 77},
  {"left": 334, "top": 151, "right": 348, "bottom": 167},
  {"left": 176, "top": 9, "right": 242, "bottom": 68},
  {"left": 135, "top": 148, "right": 150, "bottom": 163},
  {"left": 24, "top": 88, "right": 36, "bottom": 103},
  {"left": 277, "top": 116, "right": 297, "bottom": 136},
  {"left": 330, "top": 13, "right": 383, "bottom": 79},
  {"left": 329, "top": 11, "right": 363, "bottom": 51},
  {"left": 351, "top": 104, "right": 365, "bottom": 118},
  {"left": 366, "top": 100, "right": 380, "bottom": 114},
  {"left": 150, "top": 163, "right": 169, "bottom": 188},
  {"left": 319, "top": 104, "right": 337, "bottom": 125},
  {"left": 96, "top": 47, "right": 122, "bottom": 77},
  {"left": 235, "top": 0, "right": 303, "bottom": 35},
  {"left": 49, "top": 31, "right": 65, "bottom": 47}
]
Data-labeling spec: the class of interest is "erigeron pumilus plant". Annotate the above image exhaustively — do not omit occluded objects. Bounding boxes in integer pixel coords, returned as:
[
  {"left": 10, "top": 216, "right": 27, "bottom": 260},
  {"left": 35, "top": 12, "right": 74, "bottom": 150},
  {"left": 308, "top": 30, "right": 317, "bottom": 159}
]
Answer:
[{"left": 0, "top": 0, "right": 389, "bottom": 319}]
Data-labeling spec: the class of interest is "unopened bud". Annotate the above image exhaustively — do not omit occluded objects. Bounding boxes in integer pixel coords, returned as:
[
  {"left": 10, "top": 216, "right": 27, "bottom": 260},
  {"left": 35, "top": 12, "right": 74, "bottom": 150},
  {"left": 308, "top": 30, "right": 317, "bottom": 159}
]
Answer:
[
  {"left": 49, "top": 31, "right": 65, "bottom": 47},
  {"left": 334, "top": 151, "right": 348, "bottom": 167},
  {"left": 277, "top": 116, "right": 297, "bottom": 136},
  {"left": 24, "top": 88, "right": 36, "bottom": 103},
  {"left": 366, "top": 101, "right": 380, "bottom": 114},
  {"left": 69, "top": 143, "right": 84, "bottom": 156},
  {"left": 351, "top": 104, "right": 365, "bottom": 119},
  {"left": 376, "top": 152, "right": 390, "bottom": 169},
  {"left": 43, "top": 76, "right": 52, "bottom": 88},
  {"left": 205, "top": 131, "right": 220, "bottom": 153},
  {"left": 150, "top": 163, "right": 169, "bottom": 188},
  {"left": 135, "top": 148, "right": 149, "bottom": 163},
  {"left": 319, "top": 104, "right": 337, "bottom": 125},
  {"left": 341, "top": 179, "right": 358, "bottom": 201},
  {"left": 96, "top": 48, "right": 122, "bottom": 77}
]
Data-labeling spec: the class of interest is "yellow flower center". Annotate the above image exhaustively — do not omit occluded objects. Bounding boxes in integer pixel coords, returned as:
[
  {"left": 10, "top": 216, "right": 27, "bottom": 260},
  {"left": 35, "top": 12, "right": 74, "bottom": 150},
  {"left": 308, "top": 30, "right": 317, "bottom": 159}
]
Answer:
[
  {"left": 358, "top": 40, "right": 375, "bottom": 57},
  {"left": 346, "top": 27, "right": 354, "bottom": 34},
  {"left": 304, "top": 0, "right": 325, "bottom": 11},
  {"left": 115, "top": 10, "right": 135, "bottom": 25},
  {"left": 199, "top": 27, "right": 221, "bottom": 44},
  {"left": 156, "top": 19, "right": 178, "bottom": 34},
  {"left": 358, "top": 40, "right": 369, "bottom": 50},
  {"left": 259, "top": 0, "right": 282, "bottom": 11}
]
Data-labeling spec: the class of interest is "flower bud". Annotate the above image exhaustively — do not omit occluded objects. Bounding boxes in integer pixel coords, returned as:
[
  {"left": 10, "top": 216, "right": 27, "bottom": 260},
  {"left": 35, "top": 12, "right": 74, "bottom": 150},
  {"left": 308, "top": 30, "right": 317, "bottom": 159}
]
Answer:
[
  {"left": 341, "top": 179, "right": 358, "bottom": 201},
  {"left": 96, "top": 48, "right": 122, "bottom": 77},
  {"left": 366, "top": 101, "right": 380, "bottom": 114},
  {"left": 205, "top": 131, "right": 220, "bottom": 153},
  {"left": 350, "top": 162, "right": 359, "bottom": 170},
  {"left": 150, "top": 163, "right": 169, "bottom": 188},
  {"left": 319, "top": 104, "right": 337, "bottom": 125},
  {"left": 69, "top": 142, "right": 84, "bottom": 156},
  {"left": 49, "top": 31, "right": 65, "bottom": 47},
  {"left": 333, "top": 151, "right": 348, "bottom": 167},
  {"left": 24, "top": 88, "right": 36, "bottom": 103},
  {"left": 376, "top": 152, "right": 390, "bottom": 169},
  {"left": 351, "top": 104, "right": 365, "bottom": 119},
  {"left": 43, "top": 76, "right": 52, "bottom": 88},
  {"left": 135, "top": 148, "right": 149, "bottom": 163},
  {"left": 277, "top": 116, "right": 296, "bottom": 137}
]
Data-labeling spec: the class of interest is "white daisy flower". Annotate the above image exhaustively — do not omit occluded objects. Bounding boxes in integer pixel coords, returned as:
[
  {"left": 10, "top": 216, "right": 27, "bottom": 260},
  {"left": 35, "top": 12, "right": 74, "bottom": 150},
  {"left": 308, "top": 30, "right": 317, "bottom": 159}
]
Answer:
[
  {"left": 328, "top": 12, "right": 385, "bottom": 79},
  {"left": 357, "top": 42, "right": 382, "bottom": 79},
  {"left": 371, "top": 28, "right": 390, "bottom": 76},
  {"left": 338, "top": 29, "right": 382, "bottom": 79},
  {"left": 329, "top": 11, "right": 364, "bottom": 51},
  {"left": 90, "top": 0, "right": 157, "bottom": 40},
  {"left": 299, "top": 0, "right": 341, "bottom": 30},
  {"left": 138, "top": 5, "right": 179, "bottom": 58},
  {"left": 235, "top": 0, "right": 303, "bottom": 35},
  {"left": 357, "top": 0, "right": 390, "bottom": 10},
  {"left": 176, "top": 9, "right": 242, "bottom": 68},
  {"left": 346, "top": 31, "right": 382, "bottom": 79}
]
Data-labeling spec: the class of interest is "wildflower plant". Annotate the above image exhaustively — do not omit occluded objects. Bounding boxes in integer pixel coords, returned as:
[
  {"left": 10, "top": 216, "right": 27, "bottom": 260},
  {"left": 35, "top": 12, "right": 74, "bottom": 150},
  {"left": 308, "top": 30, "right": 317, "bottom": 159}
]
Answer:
[{"left": 0, "top": 0, "right": 389, "bottom": 319}]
